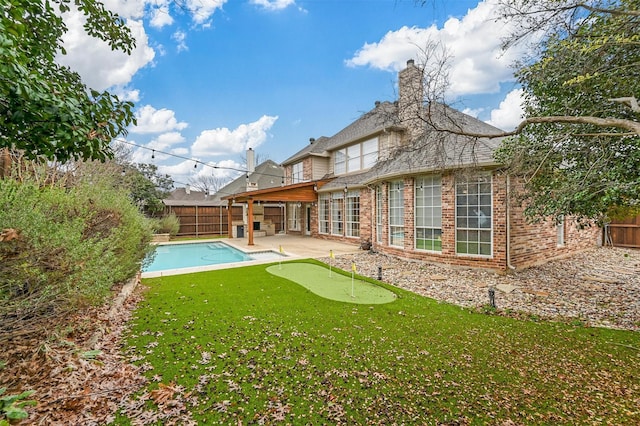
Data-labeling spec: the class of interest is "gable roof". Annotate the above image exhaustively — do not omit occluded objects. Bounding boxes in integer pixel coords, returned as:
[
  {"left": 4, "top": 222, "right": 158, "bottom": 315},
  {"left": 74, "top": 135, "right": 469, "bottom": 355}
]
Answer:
[
  {"left": 365, "top": 103, "right": 506, "bottom": 182},
  {"left": 281, "top": 101, "right": 401, "bottom": 166},
  {"left": 211, "top": 159, "right": 284, "bottom": 204},
  {"left": 163, "top": 160, "right": 284, "bottom": 206}
]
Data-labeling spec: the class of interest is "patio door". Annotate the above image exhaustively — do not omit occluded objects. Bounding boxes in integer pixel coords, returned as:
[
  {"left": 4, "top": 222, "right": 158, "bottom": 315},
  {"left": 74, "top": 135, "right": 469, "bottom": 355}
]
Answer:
[{"left": 305, "top": 205, "right": 312, "bottom": 235}]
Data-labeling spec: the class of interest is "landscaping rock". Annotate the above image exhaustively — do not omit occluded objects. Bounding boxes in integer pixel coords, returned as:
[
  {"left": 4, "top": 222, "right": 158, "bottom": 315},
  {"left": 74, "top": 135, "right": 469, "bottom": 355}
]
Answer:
[{"left": 319, "top": 247, "right": 640, "bottom": 331}]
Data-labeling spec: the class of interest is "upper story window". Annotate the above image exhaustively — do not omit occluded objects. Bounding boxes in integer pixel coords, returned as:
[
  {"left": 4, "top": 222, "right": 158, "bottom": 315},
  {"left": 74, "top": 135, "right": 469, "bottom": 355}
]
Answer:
[
  {"left": 292, "top": 161, "right": 304, "bottom": 184},
  {"left": 333, "top": 137, "right": 378, "bottom": 175}
]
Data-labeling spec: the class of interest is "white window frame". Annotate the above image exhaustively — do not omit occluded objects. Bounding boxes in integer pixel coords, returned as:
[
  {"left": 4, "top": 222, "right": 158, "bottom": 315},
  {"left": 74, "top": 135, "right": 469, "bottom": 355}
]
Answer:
[
  {"left": 330, "top": 192, "right": 344, "bottom": 236},
  {"left": 455, "top": 174, "right": 492, "bottom": 257},
  {"left": 346, "top": 190, "right": 360, "bottom": 238},
  {"left": 388, "top": 180, "right": 404, "bottom": 247},
  {"left": 333, "top": 137, "right": 378, "bottom": 175},
  {"left": 415, "top": 175, "right": 442, "bottom": 252},
  {"left": 292, "top": 161, "right": 304, "bottom": 184},
  {"left": 318, "top": 193, "right": 330, "bottom": 234}
]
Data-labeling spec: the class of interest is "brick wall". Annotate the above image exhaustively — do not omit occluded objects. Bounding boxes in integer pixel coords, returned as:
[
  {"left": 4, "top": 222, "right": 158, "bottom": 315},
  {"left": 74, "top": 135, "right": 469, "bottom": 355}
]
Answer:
[
  {"left": 508, "top": 177, "right": 600, "bottom": 269},
  {"left": 309, "top": 171, "right": 601, "bottom": 272}
]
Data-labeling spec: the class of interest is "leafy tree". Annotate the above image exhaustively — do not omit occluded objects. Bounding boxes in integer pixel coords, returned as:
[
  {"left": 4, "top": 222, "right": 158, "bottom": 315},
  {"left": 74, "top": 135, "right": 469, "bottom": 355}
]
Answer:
[
  {"left": 493, "top": 0, "right": 640, "bottom": 221},
  {"left": 415, "top": 0, "right": 639, "bottom": 222},
  {"left": 0, "top": 0, "right": 136, "bottom": 162},
  {"left": 123, "top": 163, "right": 174, "bottom": 217}
]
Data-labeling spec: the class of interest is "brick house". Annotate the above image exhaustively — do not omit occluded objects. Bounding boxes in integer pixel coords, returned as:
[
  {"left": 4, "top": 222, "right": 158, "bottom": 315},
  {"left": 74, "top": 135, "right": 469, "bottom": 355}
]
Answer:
[{"left": 225, "top": 60, "right": 600, "bottom": 271}]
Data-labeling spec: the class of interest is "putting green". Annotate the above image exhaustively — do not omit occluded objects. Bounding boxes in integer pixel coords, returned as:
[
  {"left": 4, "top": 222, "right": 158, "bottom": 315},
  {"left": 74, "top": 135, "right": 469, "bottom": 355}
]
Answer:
[{"left": 266, "top": 263, "right": 397, "bottom": 304}]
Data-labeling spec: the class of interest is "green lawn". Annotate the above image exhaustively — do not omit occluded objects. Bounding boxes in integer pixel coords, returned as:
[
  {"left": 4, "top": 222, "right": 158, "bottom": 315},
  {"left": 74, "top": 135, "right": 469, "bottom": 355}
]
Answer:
[{"left": 121, "top": 260, "right": 640, "bottom": 424}]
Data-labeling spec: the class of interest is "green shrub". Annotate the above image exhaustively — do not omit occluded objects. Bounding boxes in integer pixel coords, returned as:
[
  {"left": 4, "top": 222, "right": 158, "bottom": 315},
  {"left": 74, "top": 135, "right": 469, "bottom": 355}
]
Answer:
[
  {"left": 156, "top": 213, "right": 180, "bottom": 236},
  {"left": 0, "top": 177, "right": 154, "bottom": 335}
]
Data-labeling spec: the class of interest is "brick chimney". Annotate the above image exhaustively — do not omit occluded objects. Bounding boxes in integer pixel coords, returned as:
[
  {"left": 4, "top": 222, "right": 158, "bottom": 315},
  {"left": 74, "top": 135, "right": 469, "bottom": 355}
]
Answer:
[{"left": 398, "top": 59, "right": 424, "bottom": 142}]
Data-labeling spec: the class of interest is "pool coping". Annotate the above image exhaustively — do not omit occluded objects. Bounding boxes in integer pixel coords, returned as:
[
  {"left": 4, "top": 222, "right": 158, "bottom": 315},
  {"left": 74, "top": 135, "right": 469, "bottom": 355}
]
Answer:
[{"left": 141, "top": 239, "right": 296, "bottom": 278}]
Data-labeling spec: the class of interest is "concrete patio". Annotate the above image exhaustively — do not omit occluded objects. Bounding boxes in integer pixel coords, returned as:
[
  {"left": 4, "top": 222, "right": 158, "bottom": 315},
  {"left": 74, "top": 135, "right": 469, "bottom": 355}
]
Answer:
[{"left": 225, "top": 234, "right": 362, "bottom": 259}]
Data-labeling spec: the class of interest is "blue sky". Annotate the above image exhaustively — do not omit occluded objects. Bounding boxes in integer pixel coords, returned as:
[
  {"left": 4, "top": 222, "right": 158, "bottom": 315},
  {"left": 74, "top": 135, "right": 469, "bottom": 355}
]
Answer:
[{"left": 58, "top": 0, "right": 526, "bottom": 187}]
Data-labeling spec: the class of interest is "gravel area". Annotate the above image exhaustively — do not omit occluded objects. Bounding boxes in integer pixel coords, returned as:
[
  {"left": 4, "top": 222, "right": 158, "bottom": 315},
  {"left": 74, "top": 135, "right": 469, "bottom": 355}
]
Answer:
[{"left": 320, "top": 246, "right": 640, "bottom": 331}]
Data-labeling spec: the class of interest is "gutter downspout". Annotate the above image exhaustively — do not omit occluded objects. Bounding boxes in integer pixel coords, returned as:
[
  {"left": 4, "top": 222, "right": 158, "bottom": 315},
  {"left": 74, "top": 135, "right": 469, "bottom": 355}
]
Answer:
[{"left": 506, "top": 174, "right": 516, "bottom": 271}]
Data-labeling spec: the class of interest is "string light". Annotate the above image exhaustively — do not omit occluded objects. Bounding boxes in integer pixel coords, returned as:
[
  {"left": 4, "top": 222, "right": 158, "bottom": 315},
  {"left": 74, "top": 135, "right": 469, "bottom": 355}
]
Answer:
[{"left": 113, "top": 138, "right": 283, "bottom": 180}]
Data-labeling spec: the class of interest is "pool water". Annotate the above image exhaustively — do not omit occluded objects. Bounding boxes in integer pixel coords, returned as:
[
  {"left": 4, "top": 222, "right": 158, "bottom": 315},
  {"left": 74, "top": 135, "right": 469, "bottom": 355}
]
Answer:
[{"left": 143, "top": 242, "right": 256, "bottom": 272}]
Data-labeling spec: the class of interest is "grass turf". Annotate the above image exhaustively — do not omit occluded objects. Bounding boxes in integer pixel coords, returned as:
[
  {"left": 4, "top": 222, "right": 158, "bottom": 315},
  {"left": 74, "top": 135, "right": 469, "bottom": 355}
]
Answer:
[
  {"left": 266, "top": 263, "right": 397, "bottom": 304},
  {"left": 120, "top": 260, "right": 640, "bottom": 424}
]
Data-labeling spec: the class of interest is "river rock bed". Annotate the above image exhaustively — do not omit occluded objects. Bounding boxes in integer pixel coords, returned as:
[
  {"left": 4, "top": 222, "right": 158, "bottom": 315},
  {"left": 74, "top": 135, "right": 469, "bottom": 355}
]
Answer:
[{"left": 321, "top": 247, "right": 640, "bottom": 331}]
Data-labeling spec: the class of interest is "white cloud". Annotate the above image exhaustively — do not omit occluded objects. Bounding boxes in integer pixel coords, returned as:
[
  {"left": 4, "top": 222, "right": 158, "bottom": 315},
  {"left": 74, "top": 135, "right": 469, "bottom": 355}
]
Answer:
[
  {"left": 250, "top": 0, "right": 297, "bottom": 11},
  {"left": 102, "top": 0, "right": 146, "bottom": 20},
  {"left": 172, "top": 30, "right": 188, "bottom": 52},
  {"left": 346, "top": 0, "right": 531, "bottom": 98},
  {"left": 150, "top": 2, "right": 174, "bottom": 29},
  {"left": 111, "top": 86, "right": 141, "bottom": 103},
  {"left": 131, "top": 105, "right": 189, "bottom": 134},
  {"left": 487, "top": 88, "right": 524, "bottom": 130},
  {"left": 462, "top": 107, "right": 484, "bottom": 118},
  {"left": 130, "top": 132, "right": 186, "bottom": 163},
  {"left": 186, "top": 0, "right": 227, "bottom": 25},
  {"left": 58, "top": 11, "right": 155, "bottom": 91},
  {"left": 191, "top": 115, "right": 278, "bottom": 158}
]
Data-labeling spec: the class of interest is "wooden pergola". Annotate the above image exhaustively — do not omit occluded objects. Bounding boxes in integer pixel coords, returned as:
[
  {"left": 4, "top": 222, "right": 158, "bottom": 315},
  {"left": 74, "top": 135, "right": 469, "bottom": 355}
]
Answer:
[{"left": 221, "top": 179, "right": 331, "bottom": 245}]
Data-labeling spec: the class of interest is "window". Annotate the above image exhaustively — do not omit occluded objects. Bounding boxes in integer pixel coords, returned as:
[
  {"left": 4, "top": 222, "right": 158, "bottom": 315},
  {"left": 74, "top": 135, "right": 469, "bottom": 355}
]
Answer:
[
  {"left": 557, "top": 216, "right": 565, "bottom": 247},
  {"left": 415, "top": 176, "right": 442, "bottom": 251},
  {"left": 388, "top": 180, "right": 404, "bottom": 247},
  {"left": 331, "top": 192, "right": 344, "bottom": 235},
  {"left": 362, "top": 139, "right": 378, "bottom": 169},
  {"left": 333, "top": 137, "right": 378, "bottom": 175},
  {"left": 292, "top": 162, "right": 304, "bottom": 184},
  {"left": 346, "top": 190, "right": 360, "bottom": 238},
  {"left": 288, "top": 203, "right": 301, "bottom": 231},
  {"left": 334, "top": 150, "right": 346, "bottom": 175},
  {"left": 347, "top": 144, "right": 361, "bottom": 173},
  {"left": 376, "top": 185, "right": 383, "bottom": 243},
  {"left": 455, "top": 175, "right": 492, "bottom": 256},
  {"left": 318, "top": 194, "right": 329, "bottom": 234}
]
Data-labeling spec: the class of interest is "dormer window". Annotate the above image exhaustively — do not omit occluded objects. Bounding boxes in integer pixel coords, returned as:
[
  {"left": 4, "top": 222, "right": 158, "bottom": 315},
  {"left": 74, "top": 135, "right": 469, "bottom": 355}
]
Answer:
[{"left": 333, "top": 137, "right": 378, "bottom": 175}]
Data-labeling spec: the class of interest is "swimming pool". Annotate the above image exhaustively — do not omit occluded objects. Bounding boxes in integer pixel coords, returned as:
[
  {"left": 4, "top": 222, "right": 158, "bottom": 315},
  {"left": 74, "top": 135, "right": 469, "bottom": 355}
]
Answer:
[{"left": 142, "top": 241, "right": 285, "bottom": 276}]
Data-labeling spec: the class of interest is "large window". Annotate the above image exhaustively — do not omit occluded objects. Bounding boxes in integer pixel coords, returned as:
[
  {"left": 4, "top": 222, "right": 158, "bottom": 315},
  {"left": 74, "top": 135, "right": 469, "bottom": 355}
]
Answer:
[
  {"left": 415, "top": 176, "right": 442, "bottom": 251},
  {"left": 455, "top": 175, "right": 492, "bottom": 256},
  {"left": 318, "top": 193, "right": 329, "bottom": 234},
  {"left": 376, "top": 185, "right": 383, "bottom": 243},
  {"left": 388, "top": 180, "right": 404, "bottom": 247},
  {"left": 331, "top": 192, "right": 344, "bottom": 235},
  {"left": 292, "top": 161, "right": 304, "bottom": 184},
  {"left": 346, "top": 190, "right": 360, "bottom": 238},
  {"left": 334, "top": 137, "right": 378, "bottom": 175}
]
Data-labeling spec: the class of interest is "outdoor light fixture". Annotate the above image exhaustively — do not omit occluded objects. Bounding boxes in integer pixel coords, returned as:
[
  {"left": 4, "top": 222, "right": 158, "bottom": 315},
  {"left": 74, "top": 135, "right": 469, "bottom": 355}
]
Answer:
[
  {"left": 488, "top": 287, "right": 496, "bottom": 308},
  {"left": 194, "top": 162, "right": 197, "bottom": 168},
  {"left": 151, "top": 150, "right": 155, "bottom": 159},
  {"left": 344, "top": 185, "right": 348, "bottom": 193}
]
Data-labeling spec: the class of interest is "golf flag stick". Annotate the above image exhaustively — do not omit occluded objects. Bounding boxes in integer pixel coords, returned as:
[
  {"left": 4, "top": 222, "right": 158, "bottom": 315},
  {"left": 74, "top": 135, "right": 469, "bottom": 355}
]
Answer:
[
  {"left": 329, "top": 249, "right": 334, "bottom": 277},
  {"left": 351, "top": 261, "right": 356, "bottom": 298}
]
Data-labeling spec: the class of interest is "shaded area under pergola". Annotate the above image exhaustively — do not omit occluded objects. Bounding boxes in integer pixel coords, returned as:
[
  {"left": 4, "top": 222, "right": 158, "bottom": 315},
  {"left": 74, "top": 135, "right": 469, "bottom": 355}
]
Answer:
[{"left": 222, "top": 179, "right": 331, "bottom": 245}]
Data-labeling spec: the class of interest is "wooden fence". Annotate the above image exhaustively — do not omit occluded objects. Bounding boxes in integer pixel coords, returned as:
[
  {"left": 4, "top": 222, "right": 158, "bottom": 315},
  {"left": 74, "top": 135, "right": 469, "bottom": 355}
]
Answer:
[
  {"left": 606, "top": 215, "right": 640, "bottom": 248},
  {"left": 166, "top": 205, "right": 285, "bottom": 237}
]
